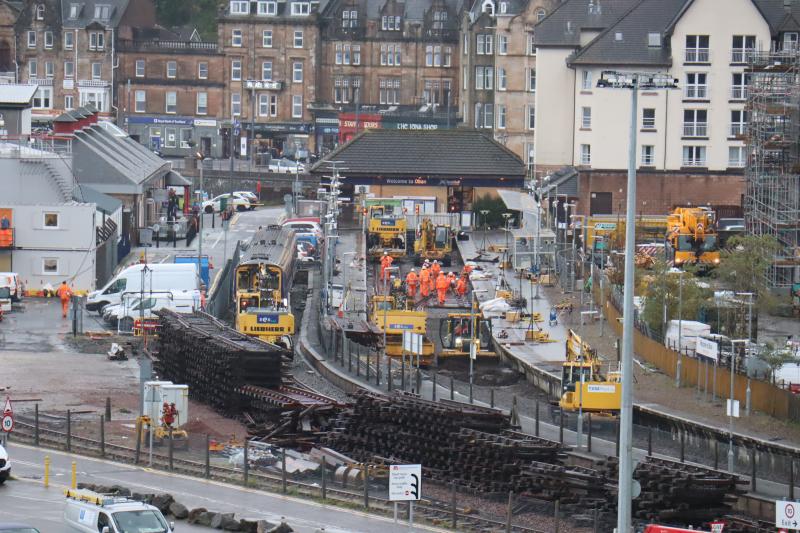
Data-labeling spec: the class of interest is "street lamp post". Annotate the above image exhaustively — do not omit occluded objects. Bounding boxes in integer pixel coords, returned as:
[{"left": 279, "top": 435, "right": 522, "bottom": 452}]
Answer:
[
  {"left": 479, "top": 209, "right": 489, "bottom": 253},
  {"left": 728, "top": 338, "right": 749, "bottom": 472},
  {"left": 502, "top": 213, "right": 512, "bottom": 287},
  {"left": 194, "top": 151, "right": 205, "bottom": 289},
  {"left": 676, "top": 270, "right": 684, "bottom": 388},
  {"left": 469, "top": 289, "right": 488, "bottom": 404},
  {"left": 596, "top": 70, "right": 678, "bottom": 533},
  {"left": 382, "top": 266, "right": 399, "bottom": 388}
]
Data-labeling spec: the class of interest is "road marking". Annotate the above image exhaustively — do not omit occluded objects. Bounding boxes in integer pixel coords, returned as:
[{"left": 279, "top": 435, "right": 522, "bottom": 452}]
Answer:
[
  {"left": 212, "top": 233, "right": 223, "bottom": 248},
  {"left": 159, "top": 255, "right": 171, "bottom": 263},
  {"left": 231, "top": 213, "right": 240, "bottom": 226}
]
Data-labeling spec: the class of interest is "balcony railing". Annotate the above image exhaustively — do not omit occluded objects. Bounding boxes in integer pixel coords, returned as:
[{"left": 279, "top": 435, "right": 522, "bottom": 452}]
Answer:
[
  {"left": 685, "top": 85, "right": 708, "bottom": 99},
  {"left": 731, "top": 86, "right": 749, "bottom": 100},
  {"left": 118, "top": 40, "right": 220, "bottom": 52},
  {"left": 731, "top": 48, "right": 756, "bottom": 63},
  {"left": 29, "top": 78, "right": 53, "bottom": 86},
  {"left": 78, "top": 79, "right": 110, "bottom": 88},
  {"left": 685, "top": 48, "right": 710, "bottom": 62},
  {"left": 682, "top": 157, "right": 706, "bottom": 167},
  {"left": 683, "top": 122, "right": 708, "bottom": 137},
  {"left": 730, "top": 123, "right": 746, "bottom": 137}
]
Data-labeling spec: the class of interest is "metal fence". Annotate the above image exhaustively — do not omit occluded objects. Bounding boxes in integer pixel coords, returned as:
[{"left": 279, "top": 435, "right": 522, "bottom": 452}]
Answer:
[{"left": 205, "top": 241, "right": 241, "bottom": 320}]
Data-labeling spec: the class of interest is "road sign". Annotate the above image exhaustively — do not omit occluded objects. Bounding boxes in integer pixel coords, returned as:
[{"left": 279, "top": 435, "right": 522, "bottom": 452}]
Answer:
[
  {"left": 389, "top": 464, "right": 421, "bottom": 501},
  {"left": 710, "top": 521, "right": 725, "bottom": 533},
  {"left": 726, "top": 399, "right": 740, "bottom": 418},
  {"left": 1, "top": 415, "right": 12, "bottom": 433},
  {"left": 697, "top": 338, "right": 719, "bottom": 361},
  {"left": 777, "top": 501, "right": 800, "bottom": 530},
  {"left": 3, "top": 396, "right": 11, "bottom": 414}
]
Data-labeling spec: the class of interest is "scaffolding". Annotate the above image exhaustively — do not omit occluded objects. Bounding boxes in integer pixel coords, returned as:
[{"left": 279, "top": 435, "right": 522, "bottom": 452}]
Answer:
[{"left": 745, "top": 51, "right": 800, "bottom": 288}]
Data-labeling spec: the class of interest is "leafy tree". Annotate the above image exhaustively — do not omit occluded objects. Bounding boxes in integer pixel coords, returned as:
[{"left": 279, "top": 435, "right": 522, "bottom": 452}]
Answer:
[
  {"left": 154, "top": 0, "right": 219, "bottom": 40},
  {"left": 472, "top": 194, "right": 516, "bottom": 229},
  {"left": 640, "top": 259, "right": 712, "bottom": 339},
  {"left": 714, "top": 234, "right": 783, "bottom": 312},
  {"left": 757, "top": 342, "right": 798, "bottom": 383}
]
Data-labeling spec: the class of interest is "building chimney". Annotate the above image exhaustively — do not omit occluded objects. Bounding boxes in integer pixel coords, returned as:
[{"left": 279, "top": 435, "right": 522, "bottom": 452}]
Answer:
[{"left": 785, "top": 0, "right": 792, "bottom": 12}]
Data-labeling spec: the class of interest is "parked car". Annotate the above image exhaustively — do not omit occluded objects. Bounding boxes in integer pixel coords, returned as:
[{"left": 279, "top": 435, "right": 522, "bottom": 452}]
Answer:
[
  {"left": 0, "top": 525, "right": 40, "bottom": 533},
  {"left": 268, "top": 158, "right": 305, "bottom": 173},
  {"left": 0, "top": 442, "right": 10, "bottom": 484},
  {"left": 233, "top": 191, "right": 259, "bottom": 204},
  {"left": 105, "top": 291, "right": 199, "bottom": 330},
  {"left": 201, "top": 193, "right": 251, "bottom": 213},
  {"left": 296, "top": 243, "right": 314, "bottom": 263}
]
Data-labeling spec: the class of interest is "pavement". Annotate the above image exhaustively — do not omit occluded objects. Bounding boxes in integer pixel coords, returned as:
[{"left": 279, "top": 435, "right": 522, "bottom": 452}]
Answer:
[{"left": 2, "top": 443, "right": 440, "bottom": 533}]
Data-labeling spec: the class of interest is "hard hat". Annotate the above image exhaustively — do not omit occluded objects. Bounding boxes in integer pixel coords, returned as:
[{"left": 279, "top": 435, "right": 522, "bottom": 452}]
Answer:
[
  {"left": 384, "top": 251, "right": 388, "bottom": 255},
  {"left": 410, "top": 268, "right": 415, "bottom": 272},
  {"left": 433, "top": 260, "right": 438, "bottom": 264}
]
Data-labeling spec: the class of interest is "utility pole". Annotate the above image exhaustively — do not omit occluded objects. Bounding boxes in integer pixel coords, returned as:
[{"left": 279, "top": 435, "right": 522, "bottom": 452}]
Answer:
[{"left": 676, "top": 271, "right": 683, "bottom": 388}]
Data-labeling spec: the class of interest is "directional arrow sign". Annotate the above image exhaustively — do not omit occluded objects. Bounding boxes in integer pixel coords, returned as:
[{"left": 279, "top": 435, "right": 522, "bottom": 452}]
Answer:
[
  {"left": 389, "top": 464, "right": 421, "bottom": 501},
  {"left": 777, "top": 500, "right": 800, "bottom": 530}
]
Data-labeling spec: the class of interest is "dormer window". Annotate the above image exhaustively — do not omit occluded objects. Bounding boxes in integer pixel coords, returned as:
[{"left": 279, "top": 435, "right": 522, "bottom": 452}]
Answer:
[
  {"left": 257, "top": 1, "right": 277, "bottom": 15},
  {"left": 381, "top": 15, "right": 400, "bottom": 31},
  {"left": 342, "top": 10, "right": 357, "bottom": 28},
  {"left": 535, "top": 8, "right": 546, "bottom": 21},
  {"left": 432, "top": 10, "right": 447, "bottom": 29},
  {"left": 291, "top": 2, "right": 310, "bottom": 16},
  {"left": 229, "top": 1, "right": 249, "bottom": 15},
  {"left": 94, "top": 4, "right": 110, "bottom": 19},
  {"left": 499, "top": 2, "right": 507, "bottom": 14},
  {"left": 481, "top": 0, "right": 495, "bottom": 16},
  {"left": 69, "top": 3, "right": 80, "bottom": 19},
  {"left": 35, "top": 4, "right": 45, "bottom": 20}
]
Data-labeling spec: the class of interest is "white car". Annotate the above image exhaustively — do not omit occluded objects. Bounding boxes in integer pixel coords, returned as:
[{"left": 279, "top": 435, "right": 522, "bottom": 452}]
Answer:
[
  {"left": 202, "top": 193, "right": 251, "bottom": 213},
  {"left": 108, "top": 292, "right": 199, "bottom": 331},
  {"left": 233, "top": 191, "right": 259, "bottom": 204},
  {"left": 268, "top": 158, "right": 305, "bottom": 173},
  {"left": 0, "top": 443, "right": 10, "bottom": 484}
]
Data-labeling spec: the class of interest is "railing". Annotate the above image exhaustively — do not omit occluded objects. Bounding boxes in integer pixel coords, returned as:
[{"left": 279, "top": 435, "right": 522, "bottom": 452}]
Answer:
[
  {"left": 731, "top": 86, "right": 749, "bottom": 100},
  {"left": 29, "top": 77, "right": 53, "bottom": 86},
  {"left": 118, "top": 40, "right": 220, "bottom": 52},
  {"left": 730, "top": 123, "right": 746, "bottom": 137},
  {"left": 685, "top": 85, "right": 708, "bottom": 99},
  {"left": 685, "top": 48, "right": 710, "bottom": 63},
  {"left": 78, "top": 79, "right": 110, "bottom": 88},
  {"left": 0, "top": 136, "right": 73, "bottom": 158},
  {"left": 731, "top": 48, "right": 756, "bottom": 63},
  {"left": 682, "top": 122, "right": 708, "bottom": 137},
  {"left": 682, "top": 156, "right": 707, "bottom": 167}
]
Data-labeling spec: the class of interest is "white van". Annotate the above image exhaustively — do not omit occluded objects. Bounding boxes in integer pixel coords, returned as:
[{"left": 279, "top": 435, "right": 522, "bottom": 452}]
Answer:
[
  {"left": 104, "top": 290, "right": 199, "bottom": 330},
  {"left": 64, "top": 489, "right": 173, "bottom": 533},
  {"left": 87, "top": 264, "right": 198, "bottom": 313},
  {"left": 0, "top": 272, "right": 22, "bottom": 302}
]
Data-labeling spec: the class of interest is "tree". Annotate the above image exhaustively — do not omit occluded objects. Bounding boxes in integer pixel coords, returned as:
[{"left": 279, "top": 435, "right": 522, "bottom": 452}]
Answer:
[
  {"left": 472, "top": 194, "right": 516, "bottom": 229},
  {"left": 714, "top": 234, "right": 783, "bottom": 312},
  {"left": 154, "top": 0, "right": 218, "bottom": 40},
  {"left": 757, "top": 342, "right": 798, "bottom": 383},
  {"left": 640, "top": 259, "right": 712, "bottom": 339}
]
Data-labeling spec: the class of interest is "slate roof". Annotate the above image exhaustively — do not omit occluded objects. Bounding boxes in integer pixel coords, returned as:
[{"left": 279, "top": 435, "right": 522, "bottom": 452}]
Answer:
[
  {"left": 0, "top": 83, "right": 37, "bottom": 106},
  {"left": 569, "top": 0, "right": 686, "bottom": 66},
  {"left": 534, "top": 0, "right": 638, "bottom": 47},
  {"left": 755, "top": 0, "right": 800, "bottom": 32},
  {"left": 75, "top": 185, "right": 122, "bottom": 214},
  {"left": 60, "top": 0, "right": 129, "bottom": 29},
  {"left": 310, "top": 129, "right": 525, "bottom": 177}
]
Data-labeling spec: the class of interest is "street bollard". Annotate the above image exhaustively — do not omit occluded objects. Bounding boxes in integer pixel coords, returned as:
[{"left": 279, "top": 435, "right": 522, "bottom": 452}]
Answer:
[
  {"left": 751, "top": 448, "right": 757, "bottom": 493},
  {"left": 363, "top": 465, "right": 369, "bottom": 509},
  {"left": 168, "top": 428, "right": 174, "bottom": 471},
  {"left": 99, "top": 415, "right": 105, "bottom": 458},
  {"left": 205, "top": 434, "right": 210, "bottom": 479},
  {"left": 281, "top": 448, "right": 287, "bottom": 493},
  {"left": 66, "top": 409, "right": 71, "bottom": 452},
  {"left": 44, "top": 456, "right": 50, "bottom": 488},
  {"left": 450, "top": 482, "right": 457, "bottom": 529},
  {"left": 34, "top": 403, "right": 39, "bottom": 447},
  {"left": 105, "top": 396, "right": 111, "bottom": 421},
  {"left": 71, "top": 461, "right": 77, "bottom": 489},
  {"left": 243, "top": 439, "right": 249, "bottom": 485},
  {"left": 505, "top": 491, "right": 513, "bottom": 533},
  {"left": 790, "top": 459, "right": 795, "bottom": 500},
  {"left": 321, "top": 456, "right": 327, "bottom": 500},
  {"left": 134, "top": 421, "right": 142, "bottom": 465}
]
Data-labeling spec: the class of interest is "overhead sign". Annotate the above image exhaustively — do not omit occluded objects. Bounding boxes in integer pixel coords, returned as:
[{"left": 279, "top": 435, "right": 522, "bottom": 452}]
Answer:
[
  {"left": 403, "top": 331, "right": 423, "bottom": 355},
  {"left": 389, "top": 464, "right": 421, "bottom": 501},
  {"left": 697, "top": 338, "right": 719, "bottom": 361},
  {"left": 777, "top": 500, "right": 800, "bottom": 530},
  {"left": 245, "top": 80, "right": 283, "bottom": 91}
]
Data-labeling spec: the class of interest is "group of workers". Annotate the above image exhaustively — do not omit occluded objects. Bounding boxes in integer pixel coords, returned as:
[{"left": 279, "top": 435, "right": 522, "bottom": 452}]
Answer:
[{"left": 405, "top": 260, "right": 473, "bottom": 305}]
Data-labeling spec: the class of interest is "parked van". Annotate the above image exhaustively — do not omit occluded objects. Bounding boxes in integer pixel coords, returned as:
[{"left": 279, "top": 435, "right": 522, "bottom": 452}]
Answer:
[
  {"left": 87, "top": 264, "right": 197, "bottom": 312},
  {"left": 104, "top": 290, "right": 199, "bottom": 330},
  {"left": 63, "top": 489, "right": 173, "bottom": 533},
  {"left": 0, "top": 273, "right": 22, "bottom": 302}
]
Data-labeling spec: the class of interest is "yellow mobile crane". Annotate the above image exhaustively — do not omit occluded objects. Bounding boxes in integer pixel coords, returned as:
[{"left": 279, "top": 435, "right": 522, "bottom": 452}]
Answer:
[
  {"left": 558, "top": 329, "right": 621, "bottom": 416},
  {"left": 413, "top": 218, "right": 453, "bottom": 266},
  {"left": 665, "top": 207, "right": 720, "bottom": 268}
]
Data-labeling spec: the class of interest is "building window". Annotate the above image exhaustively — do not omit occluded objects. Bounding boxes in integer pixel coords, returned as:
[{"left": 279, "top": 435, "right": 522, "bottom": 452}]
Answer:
[
  {"left": 291, "top": 2, "right": 310, "bottom": 16},
  {"left": 731, "top": 72, "right": 750, "bottom": 100},
  {"left": 353, "top": 44, "right": 361, "bottom": 65},
  {"left": 42, "top": 258, "right": 59, "bottom": 274},
  {"left": 475, "top": 66, "right": 493, "bottom": 90},
  {"left": 165, "top": 91, "right": 177, "bottom": 114},
  {"left": 294, "top": 30, "right": 303, "bottom": 48},
  {"left": 581, "top": 107, "right": 591, "bottom": 129},
  {"left": 89, "top": 31, "right": 105, "bottom": 50},
  {"left": 425, "top": 45, "right": 432, "bottom": 66},
  {"left": 166, "top": 61, "right": 177, "bottom": 78},
  {"left": 64, "top": 61, "right": 74, "bottom": 78},
  {"left": 444, "top": 47, "right": 451, "bottom": 67},
  {"left": 44, "top": 31, "right": 53, "bottom": 49},
  {"left": 483, "top": 103, "right": 493, "bottom": 129},
  {"left": 258, "top": 93, "right": 269, "bottom": 116},
  {"left": 262, "top": 61, "right": 272, "bottom": 80},
  {"left": 80, "top": 90, "right": 106, "bottom": 111},
  {"left": 292, "top": 61, "right": 303, "bottom": 83},
  {"left": 527, "top": 34, "right": 535, "bottom": 55},
  {"left": 230, "top": 1, "right": 249, "bottom": 15},
  {"left": 32, "top": 87, "right": 51, "bottom": 109},
  {"left": 535, "top": 8, "right": 546, "bottom": 21},
  {"left": 231, "top": 60, "right": 242, "bottom": 80},
  {"left": 685, "top": 73, "right": 707, "bottom": 99},
  {"left": 342, "top": 9, "right": 358, "bottom": 28},
  {"left": 64, "top": 95, "right": 74, "bottom": 110},
  {"left": 28, "top": 60, "right": 37, "bottom": 78},
  {"left": 498, "top": 35, "right": 508, "bottom": 55},
  {"left": 497, "top": 104, "right": 506, "bottom": 129},
  {"left": 432, "top": 10, "right": 446, "bottom": 29},
  {"left": 381, "top": 15, "right": 401, "bottom": 31},
  {"left": 180, "top": 129, "right": 192, "bottom": 149},
  {"left": 263, "top": 30, "right": 272, "bottom": 47},
  {"left": 198, "top": 62, "right": 208, "bottom": 79},
  {"left": 683, "top": 109, "right": 708, "bottom": 137},
  {"left": 27, "top": 31, "right": 36, "bottom": 48},
  {"left": 135, "top": 90, "right": 146, "bottom": 112},
  {"left": 381, "top": 44, "right": 401, "bottom": 66},
  {"left": 94, "top": 3, "right": 110, "bottom": 18},
  {"left": 257, "top": 1, "right": 276, "bottom": 15},
  {"left": 268, "top": 94, "right": 277, "bottom": 116},
  {"left": 68, "top": 2, "right": 79, "bottom": 19},
  {"left": 476, "top": 34, "right": 493, "bottom": 55},
  {"left": 292, "top": 94, "right": 302, "bottom": 118},
  {"left": 43, "top": 212, "right": 59, "bottom": 228},
  {"left": 580, "top": 144, "right": 591, "bottom": 165},
  {"left": 731, "top": 35, "right": 756, "bottom": 63},
  {"left": 783, "top": 32, "right": 799, "bottom": 52},
  {"left": 641, "top": 145, "right": 655, "bottom": 166},
  {"left": 642, "top": 108, "right": 656, "bottom": 129},
  {"left": 334, "top": 78, "right": 350, "bottom": 103},
  {"left": 64, "top": 32, "right": 74, "bottom": 49},
  {"left": 730, "top": 110, "right": 747, "bottom": 137},
  {"left": 164, "top": 127, "right": 176, "bottom": 148},
  {"left": 197, "top": 92, "right": 207, "bottom": 115},
  {"left": 528, "top": 68, "right": 536, "bottom": 92},
  {"left": 232, "top": 29, "right": 242, "bottom": 47},
  {"left": 474, "top": 103, "right": 481, "bottom": 128},
  {"left": 231, "top": 93, "right": 241, "bottom": 116},
  {"left": 135, "top": 59, "right": 145, "bottom": 77},
  {"left": 581, "top": 70, "right": 591, "bottom": 90},
  {"left": 497, "top": 68, "right": 507, "bottom": 90},
  {"left": 379, "top": 78, "right": 400, "bottom": 105},
  {"left": 434, "top": 46, "right": 442, "bottom": 67},
  {"left": 463, "top": 33, "right": 468, "bottom": 55},
  {"left": 728, "top": 146, "right": 746, "bottom": 167},
  {"left": 91, "top": 62, "right": 101, "bottom": 80},
  {"left": 685, "top": 35, "right": 709, "bottom": 62},
  {"left": 527, "top": 105, "right": 535, "bottom": 130},
  {"left": 682, "top": 145, "right": 706, "bottom": 166},
  {"left": 45, "top": 61, "right": 53, "bottom": 78},
  {"left": 36, "top": 4, "right": 45, "bottom": 19},
  {"left": 423, "top": 79, "right": 449, "bottom": 105}
]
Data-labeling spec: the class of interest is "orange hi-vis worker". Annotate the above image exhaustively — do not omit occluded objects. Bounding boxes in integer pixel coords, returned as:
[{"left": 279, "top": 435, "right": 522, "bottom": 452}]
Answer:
[
  {"left": 405, "top": 269, "right": 419, "bottom": 299},
  {"left": 435, "top": 272, "right": 449, "bottom": 305},
  {"left": 56, "top": 280, "right": 73, "bottom": 318},
  {"left": 419, "top": 267, "right": 431, "bottom": 298},
  {"left": 447, "top": 272, "right": 457, "bottom": 293},
  {"left": 462, "top": 264, "right": 474, "bottom": 277},
  {"left": 456, "top": 275, "right": 468, "bottom": 297},
  {"left": 430, "top": 260, "right": 441, "bottom": 285},
  {"left": 380, "top": 253, "right": 394, "bottom": 281}
]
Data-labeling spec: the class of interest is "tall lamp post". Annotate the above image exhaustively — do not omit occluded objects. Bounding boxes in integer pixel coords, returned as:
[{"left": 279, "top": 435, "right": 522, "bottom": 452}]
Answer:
[
  {"left": 596, "top": 70, "right": 678, "bottom": 533},
  {"left": 469, "top": 289, "right": 488, "bottom": 403},
  {"left": 502, "top": 212, "right": 512, "bottom": 287},
  {"left": 728, "top": 338, "right": 749, "bottom": 472},
  {"left": 382, "top": 265, "right": 399, "bottom": 388},
  {"left": 194, "top": 150, "right": 205, "bottom": 288}
]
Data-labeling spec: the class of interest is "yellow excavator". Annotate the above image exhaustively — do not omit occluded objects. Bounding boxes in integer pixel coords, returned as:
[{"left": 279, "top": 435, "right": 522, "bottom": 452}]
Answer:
[
  {"left": 558, "top": 329, "right": 621, "bottom": 416},
  {"left": 413, "top": 218, "right": 453, "bottom": 266},
  {"left": 366, "top": 205, "right": 407, "bottom": 259},
  {"left": 665, "top": 207, "right": 720, "bottom": 269},
  {"left": 370, "top": 295, "right": 435, "bottom": 366},
  {"left": 438, "top": 313, "right": 497, "bottom": 359}
]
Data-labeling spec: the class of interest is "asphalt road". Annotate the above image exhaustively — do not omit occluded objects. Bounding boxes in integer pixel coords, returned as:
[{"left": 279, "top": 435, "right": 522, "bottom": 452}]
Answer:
[{"left": 1, "top": 444, "right": 439, "bottom": 533}]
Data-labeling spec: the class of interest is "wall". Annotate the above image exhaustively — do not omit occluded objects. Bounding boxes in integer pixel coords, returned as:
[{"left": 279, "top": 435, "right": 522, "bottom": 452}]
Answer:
[
  {"left": 0, "top": 157, "right": 71, "bottom": 203},
  {"left": 533, "top": 47, "right": 574, "bottom": 167}
]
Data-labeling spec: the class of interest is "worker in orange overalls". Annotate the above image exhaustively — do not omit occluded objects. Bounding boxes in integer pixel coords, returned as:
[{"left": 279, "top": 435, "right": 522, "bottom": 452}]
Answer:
[
  {"left": 56, "top": 280, "right": 73, "bottom": 319},
  {"left": 447, "top": 272, "right": 457, "bottom": 294},
  {"left": 430, "top": 260, "right": 441, "bottom": 284},
  {"left": 405, "top": 269, "right": 419, "bottom": 299},
  {"left": 435, "top": 272, "right": 449, "bottom": 305},
  {"left": 456, "top": 274, "right": 468, "bottom": 298},
  {"left": 419, "top": 266, "right": 431, "bottom": 298},
  {"left": 380, "top": 252, "right": 394, "bottom": 283},
  {"left": 462, "top": 264, "right": 474, "bottom": 277}
]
